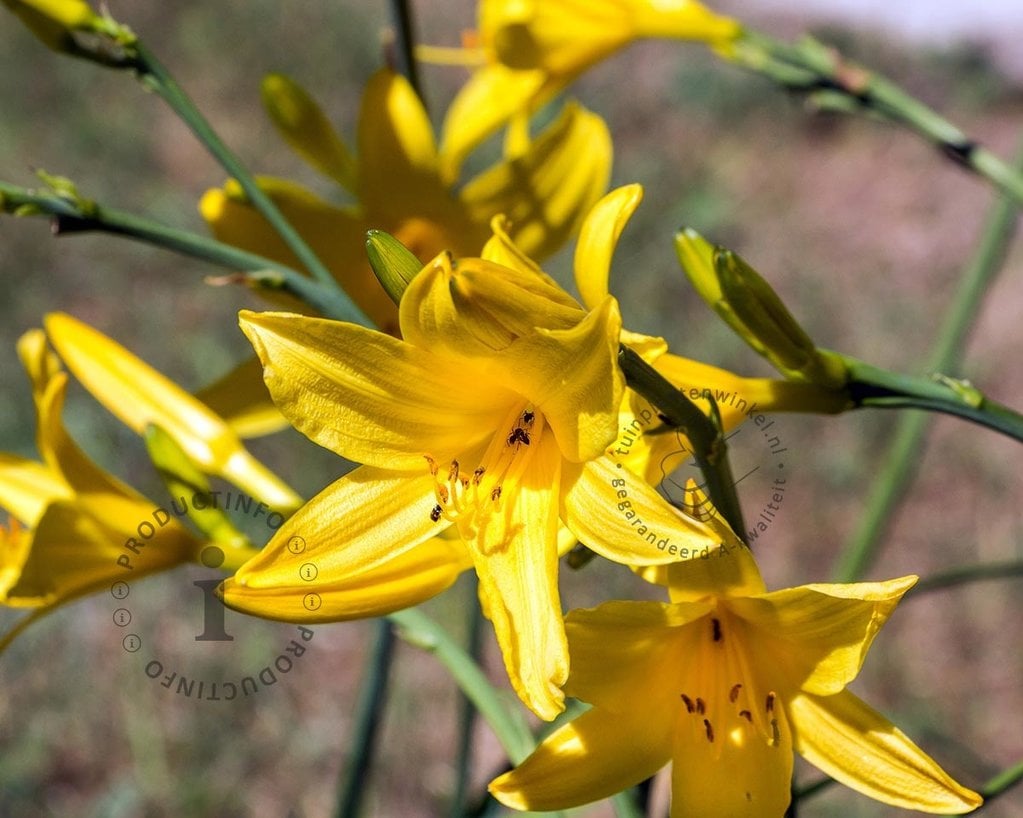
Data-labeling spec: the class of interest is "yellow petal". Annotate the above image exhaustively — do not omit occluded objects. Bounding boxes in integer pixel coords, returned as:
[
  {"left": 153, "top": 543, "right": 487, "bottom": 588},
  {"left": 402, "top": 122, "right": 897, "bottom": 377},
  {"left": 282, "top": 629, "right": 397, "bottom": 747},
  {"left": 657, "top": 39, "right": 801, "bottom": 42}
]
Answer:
[
  {"left": 631, "top": 0, "right": 742, "bottom": 43},
  {"left": 43, "top": 313, "right": 301, "bottom": 513},
  {"left": 400, "top": 252, "right": 583, "bottom": 357},
  {"left": 471, "top": 432, "right": 566, "bottom": 720},
  {"left": 239, "top": 310, "right": 514, "bottom": 469},
  {"left": 438, "top": 63, "right": 547, "bottom": 185},
  {"left": 789, "top": 690, "right": 982, "bottom": 813},
  {"left": 497, "top": 296, "right": 623, "bottom": 462},
  {"left": 199, "top": 178, "right": 400, "bottom": 333},
  {"left": 461, "top": 102, "right": 612, "bottom": 262},
  {"left": 357, "top": 68, "right": 447, "bottom": 220},
  {"left": 261, "top": 73, "right": 357, "bottom": 191},
  {"left": 573, "top": 183, "right": 643, "bottom": 310},
  {"left": 0, "top": 454, "right": 70, "bottom": 527},
  {"left": 670, "top": 678, "right": 793, "bottom": 818},
  {"left": 561, "top": 457, "right": 719, "bottom": 565},
  {"left": 194, "top": 356, "right": 288, "bottom": 439},
  {"left": 490, "top": 706, "right": 672, "bottom": 811},
  {"left": 732, "top": 576, "right": 917, "bottom": 696},
  {"left": 564, "top": 599, "right": 711, "bottom": 711},
  {"left": 479, "top": 215, "right": 555, "bottom": 285},
  {"left": 2, "top": 499, "right": 195, "bottom": 607},
  {"left": 223, "top": 465, "right": 465, "bottom": 621}
]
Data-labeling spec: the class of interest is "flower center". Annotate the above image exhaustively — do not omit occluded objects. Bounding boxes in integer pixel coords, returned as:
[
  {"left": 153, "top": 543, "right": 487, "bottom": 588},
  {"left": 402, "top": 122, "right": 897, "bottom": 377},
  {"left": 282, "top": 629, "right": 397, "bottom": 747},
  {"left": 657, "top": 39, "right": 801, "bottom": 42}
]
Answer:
[
  {"left": 424, "top": 403, "right": 543, "bottom": 534},
  {"left": 677, "top": 609, "right": 788, "bottom": 760}
]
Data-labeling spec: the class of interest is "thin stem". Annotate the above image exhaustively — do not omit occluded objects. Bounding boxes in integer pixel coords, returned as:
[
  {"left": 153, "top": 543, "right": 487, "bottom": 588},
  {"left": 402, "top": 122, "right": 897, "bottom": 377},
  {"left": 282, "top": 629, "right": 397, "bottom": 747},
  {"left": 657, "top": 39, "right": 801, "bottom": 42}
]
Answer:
[
  {"left": 389, "top": 0, "right": 423, "bottom": 100},
  {"left": 335, "top": 618, "right": 397, "bottom": 818},
  {"left": 387, "top": 608, "right": 535, "bottom": 764},
  {"left": 842, "top": 358, "right": 1023, "bottom": 444},
  {"left": 619, "top": 345, "right": 748, "bottom": 541},
  {"left": 448, "top": 577, "right": 485, "bottom": 818},
  {"left": 960, "top": 759, "right": 1023, "bottom": 815},
  {"left": 0, "top": 180, "right": 368, "bottom": 322},
  {"left": 832, "top": 138, "right": 1023, "bottom": 582},
  {"left": 909, "top": 560, "right": 1023, "bottom": 597},
  {"left": 125, "top": 41, "right": 346, "bottom": 294},
  {"left": 730, "top": 30, "right": 1023, "bottom": 207}
]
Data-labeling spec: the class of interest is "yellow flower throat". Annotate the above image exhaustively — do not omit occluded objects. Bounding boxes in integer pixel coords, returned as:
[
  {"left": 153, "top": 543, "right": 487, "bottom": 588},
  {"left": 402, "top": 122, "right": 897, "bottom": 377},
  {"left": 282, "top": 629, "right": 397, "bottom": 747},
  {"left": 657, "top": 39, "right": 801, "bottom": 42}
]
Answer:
[
  {"left": 677, "top": 607, "right": 789, "bottom": 760},
  {"left": 425, "top": 404, "right": 544, "bottom": 532}
]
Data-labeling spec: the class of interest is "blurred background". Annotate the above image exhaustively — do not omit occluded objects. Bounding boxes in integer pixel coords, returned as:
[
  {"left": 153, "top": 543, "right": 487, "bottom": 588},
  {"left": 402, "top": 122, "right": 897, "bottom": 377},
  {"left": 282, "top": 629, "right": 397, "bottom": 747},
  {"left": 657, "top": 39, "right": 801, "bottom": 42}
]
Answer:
[{"left": 1, "top": 1, "right": 1022, "bottom": 815}]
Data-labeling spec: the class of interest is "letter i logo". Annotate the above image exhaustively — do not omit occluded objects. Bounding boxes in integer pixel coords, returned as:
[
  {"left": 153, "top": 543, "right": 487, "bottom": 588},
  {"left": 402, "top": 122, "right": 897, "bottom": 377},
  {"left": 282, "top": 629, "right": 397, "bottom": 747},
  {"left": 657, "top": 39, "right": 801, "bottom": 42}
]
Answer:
[{"left": 193, "top": 545, "right": 234, "bottom": 642}]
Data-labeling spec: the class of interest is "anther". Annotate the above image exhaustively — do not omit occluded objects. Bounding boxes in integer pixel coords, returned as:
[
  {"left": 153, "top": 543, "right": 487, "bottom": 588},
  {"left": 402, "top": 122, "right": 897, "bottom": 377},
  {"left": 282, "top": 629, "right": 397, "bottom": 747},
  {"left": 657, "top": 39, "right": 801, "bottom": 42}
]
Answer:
[
  {"left": 770, "top": 718, "right": 780, "bottom": 746},
  {"left": 424, "top": 455, "right": 438, "bottom": 476},
  {"left": 448, "top": 460, "right": 460, "bottom": 481},
  {"left": 490, "top": 486, "right": 502, "bottom": 502},
  {"left": 729, "top": 683, "right": 742, "bottom": 703},
  {"left": 680, "top": 694, "right": 695, "bottom": 713},
  {"left": 711, "top": 617, "right": 722, "bottom": 642},
  {"left": 695, "top": 697, "right": 706, "bottom": 715},
  {"left": 703, "top": 718, "right": 715, "bottom": 743},
  {"left": 437, "top": 485, "right": 450, "bottom": 503},
  {"left": 765, "top": 692, "right": 776, "bottom": 713},
  {"left": 472, "top": 467, "right": 485, "bottom": 484},
  {"left": 739, "top": 710, "right": 752, "bottom": 722}
]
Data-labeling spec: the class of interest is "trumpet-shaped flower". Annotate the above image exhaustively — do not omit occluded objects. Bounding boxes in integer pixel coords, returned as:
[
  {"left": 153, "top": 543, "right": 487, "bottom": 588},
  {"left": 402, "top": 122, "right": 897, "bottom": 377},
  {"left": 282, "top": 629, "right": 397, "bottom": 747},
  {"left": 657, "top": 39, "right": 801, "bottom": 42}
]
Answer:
[
  {"left": 436, "top": 0, "right": 741, "bottom": 177},
  {"left": 490, "top": 500, "right": 982, "bottom": 816},
  {"left": 0, "top": 331, "right": 199, "bottom": 643},
  {"left": 200, "top": 68, "right": 611, "bottom": 335},
  {"left": 224, "top": 245, "right": 723, "bottom": 720}
]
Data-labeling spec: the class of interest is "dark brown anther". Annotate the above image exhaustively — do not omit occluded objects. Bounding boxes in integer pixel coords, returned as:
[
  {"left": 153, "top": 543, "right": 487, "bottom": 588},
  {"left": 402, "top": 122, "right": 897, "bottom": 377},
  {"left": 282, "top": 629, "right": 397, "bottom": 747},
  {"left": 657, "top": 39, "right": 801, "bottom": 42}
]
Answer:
[
  {"left": 770, "top": 718, "right": 780, "bottom": 745},
  {"left": 739, "top": 710, "right": 752, "bottom": 722},
  {"left": 729, "top": 683, "right": 742, "bottom": 703},
  {"left": 490, "top": 486, "right": 502, "bottom": 501},
  {"left": 472, "top": 467, "right": 485, "bottom": 484},
  {"left": 703, "top": 719, "right": 715, "bottom": 743},
  {"left": 711, "top": 617, "right": 722, "bottom": 642},
  {"left": 680, "top": 694, "right": 695, "bottom": 713},
  {"left": 765, "top": 692, "right": 776, "bottom": 713},
  {"left": 695, "top": 697, "right": 706, "bottom": 715}
]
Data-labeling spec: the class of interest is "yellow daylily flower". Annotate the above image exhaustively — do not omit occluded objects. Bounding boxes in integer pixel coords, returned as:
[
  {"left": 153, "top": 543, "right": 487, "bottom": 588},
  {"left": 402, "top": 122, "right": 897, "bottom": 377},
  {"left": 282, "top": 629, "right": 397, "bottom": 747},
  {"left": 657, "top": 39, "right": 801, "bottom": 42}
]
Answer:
[
  {"left": 0, "top": 331, "right": 199, "bottom": 641},
  {"left": 490, "top": 502, "right": 982, "bottom": 816},
  {"left": 200, "top": 67, "right": 612, "bottom": 335},
  {"left": 494, "top": 183, "right": 848, "bottom": 489},
  {"left": 3, "top": 0, "right": 100, "bottom": 52},
  {"left": 225, "top": 249, "right": 722, "bottom": 721},
  {"left": 41, "top": 312, "right": 301, "bottom": 514},
  {"left": 437, "top": 0, "right": 740, "bottom": 176}
]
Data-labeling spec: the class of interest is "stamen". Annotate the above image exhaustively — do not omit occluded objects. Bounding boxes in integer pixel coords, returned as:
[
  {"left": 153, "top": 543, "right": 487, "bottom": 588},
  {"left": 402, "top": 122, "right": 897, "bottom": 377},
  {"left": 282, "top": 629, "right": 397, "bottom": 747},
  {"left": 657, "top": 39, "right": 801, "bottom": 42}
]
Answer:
[
  {"left": 739, "top": 710, "right": 752, "bottom": 722},
  {"left": 711, "top": 617, "right": 722, "bottom": 642},
  {"left": 680, "top": 693, "right": 695, "bottom": 713},
  {"left": 765, "top": 692, "right": 776, "bottom": 713},
  {"left": 729, "top": 683, "right": 742, "bottom": 703},
  {"left": 703, "top": 718, "right": 715, "bottom": 743},
  {"left": 424, "top": 455, "right": 438, "bottom": 476},
  {"left": 490, "top": 486, "right": 502, "bottom": 502},
  {"left": 770, "top": 718, "right": 780, "bottom": 746},
  {"left": 472, "top": 467, "right": 485, "bottom": 483},
  {"left": 695, "top": 697, "right": 706, "bottom": 715}
]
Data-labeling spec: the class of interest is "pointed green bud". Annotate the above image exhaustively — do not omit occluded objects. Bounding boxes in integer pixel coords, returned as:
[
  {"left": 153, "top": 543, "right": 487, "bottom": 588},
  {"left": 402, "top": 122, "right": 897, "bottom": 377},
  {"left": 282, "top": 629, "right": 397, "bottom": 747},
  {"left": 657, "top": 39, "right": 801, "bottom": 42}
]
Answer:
[
  {"left": 3, "top": 0, "right": 99, "bottom": 52},
  {"left": 261, "top": 73, "right": 358, "bottom": 192},
  {"left": 676, "top": 227, "right": 847, "bottom": 388},
  {"left": 366, "top": 229, "right": 423, "bottom": 305}
]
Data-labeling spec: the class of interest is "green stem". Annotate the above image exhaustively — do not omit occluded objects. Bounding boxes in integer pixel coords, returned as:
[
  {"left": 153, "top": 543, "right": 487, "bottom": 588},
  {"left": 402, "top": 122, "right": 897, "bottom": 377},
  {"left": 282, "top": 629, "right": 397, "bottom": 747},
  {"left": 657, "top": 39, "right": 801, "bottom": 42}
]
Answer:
[
  {"left": 731, "top": 30, "right": 1023, "bottom": 207},
  {"left": 389, "top": 0, "right": 423, "bottom": 100},
  {"left": 842, "top": 357, "right": 1023, "bottom": 444},
  {"left": 619, "top": 345, "right": 748, "bottom": 541},
  {"left": 449, "top": 578, "right": 485, "bottom": 818},
  {"left": 909, "top": 561, "right": 1023, "bottom": 597},
  {"left": 832, "top": 139, "right": 1023, "bottom": 582},
  {"left": 0, "top": 180, "right": 367, "bottom": 322},
  {"left": 125, "top": 41, "right": 346, "bottom": 294},
  {"left": 388, "top": 608, "right": 534, "bottom": 764},
  {"left": 335, "top": 618, "right": 396, "bottom": 818},
  {"left": 960, "top": 759, "right": 1023, "bottom": 815}
]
